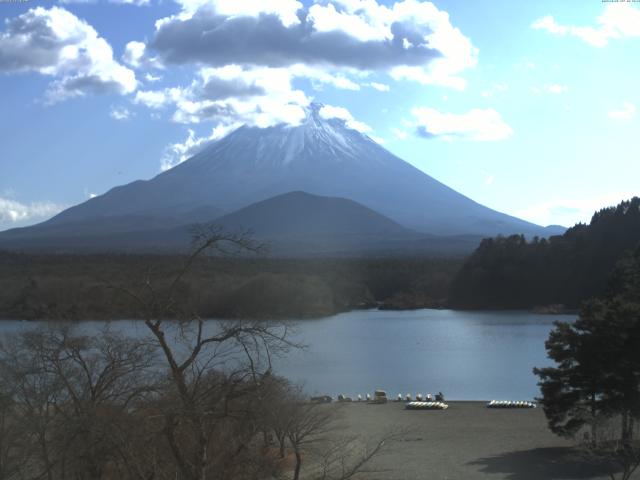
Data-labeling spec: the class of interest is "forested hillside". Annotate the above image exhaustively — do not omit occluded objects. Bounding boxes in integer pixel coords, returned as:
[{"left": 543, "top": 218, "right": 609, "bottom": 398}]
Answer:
[{"left": 450, "top": 197, "right": 640, "bottom": 309}]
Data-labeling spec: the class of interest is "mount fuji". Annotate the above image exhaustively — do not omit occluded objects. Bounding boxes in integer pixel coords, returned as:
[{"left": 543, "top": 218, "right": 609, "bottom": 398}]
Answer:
[{"left": 0, "top": 103, "right": 562, "bottom": 254}]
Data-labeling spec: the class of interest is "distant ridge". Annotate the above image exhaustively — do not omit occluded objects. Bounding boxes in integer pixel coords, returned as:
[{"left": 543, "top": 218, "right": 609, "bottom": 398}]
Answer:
[
  {"left": 213, "top": 191, "right": 413, "bottom": 237},
  {"left": 0, "top": 191, "right": 483, "bottom": 256}
]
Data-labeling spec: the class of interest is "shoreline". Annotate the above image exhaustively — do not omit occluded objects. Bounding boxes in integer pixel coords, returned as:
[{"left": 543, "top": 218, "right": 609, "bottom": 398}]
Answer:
[{"left": 0, "top": 305, "right": 580, "bottom": 322}]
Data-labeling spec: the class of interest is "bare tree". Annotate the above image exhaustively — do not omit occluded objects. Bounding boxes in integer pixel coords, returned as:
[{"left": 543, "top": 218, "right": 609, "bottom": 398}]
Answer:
[
  {"left": 0, "top": 390, "right": 24, "bottom": 480},
  {"left": 277, "top": 389, "right": 398, "bottom": 480},
  {"left": 0, "top": 324, "right": 158, "bottom": 480},
  {"left": 286, "top": 400, "right": 335, "bottom": 480},
  {"left": 112, "top": 226, "right": 301, "bottom": 480},
  {"left": 260, "top": 375, "right": 295, "bottom": 459}
]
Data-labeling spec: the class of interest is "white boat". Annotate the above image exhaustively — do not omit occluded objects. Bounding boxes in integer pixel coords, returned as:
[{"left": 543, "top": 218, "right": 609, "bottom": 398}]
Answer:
[
  {"left": 405, "top": 401, "right": 448, "bottom": 410},
  {"left": 486, "top": 400, "right": 536, "bottom": 409}
]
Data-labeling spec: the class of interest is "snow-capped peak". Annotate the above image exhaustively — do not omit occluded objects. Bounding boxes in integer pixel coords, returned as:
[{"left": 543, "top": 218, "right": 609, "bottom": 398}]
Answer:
[{"left": 181, "top": 102, "right": 380, "bottom": 169}]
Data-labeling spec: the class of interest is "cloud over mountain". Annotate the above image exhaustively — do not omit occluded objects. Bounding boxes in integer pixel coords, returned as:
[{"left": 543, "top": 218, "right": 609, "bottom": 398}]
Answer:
[
  {"left": 160, "top": 123, "right": 241, "bottom": 171},
  {"left": 134, "top": 65, "right": 310, "bottom": 127},
  {"left": 150, "top": 0, "right": 477, "bottom": 89},
  {"left": 319, "top": 104, "right": 371, "bottom": 133}
]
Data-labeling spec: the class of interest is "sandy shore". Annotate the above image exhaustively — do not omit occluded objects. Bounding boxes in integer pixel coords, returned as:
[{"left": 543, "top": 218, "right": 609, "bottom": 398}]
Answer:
[{"left": 324, "top": 401, "right": 617, "bottom": 480}]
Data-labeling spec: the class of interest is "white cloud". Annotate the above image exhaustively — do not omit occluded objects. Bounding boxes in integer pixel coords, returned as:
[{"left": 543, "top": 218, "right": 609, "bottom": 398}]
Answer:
[
  {"left": 311, "top": 0, "right": 478, "bottom": 88},
  {"left": 370, "top": 135, "right": 386, "bottom": 144},
  {"left": 122, "top": 41, "right": 146, "bottom": 68},
  {"left": 144, "top": 73, "right": 162, "bottom": 82},
  {"left": 368, "top": 81, "right": 390, "bottom": 91},
  {"left": 135, "top": 66, "right": 311, "bottom": 128},
  {"left": 411, "top": 107, "right": 513, "bottom": 141},
  {"left": 111, "top": 0, "right": 150, "bottom": 5},
  {"left": 0, "top": 197, "right": 64, "bottom": 228},
  {"left": 289, "top": 64, "right": 361, "bottom": 91},
  {"left": 319, "top": 104, "right": 372, "bottom": 133},
  {"left": 532, "top": 4, "right": 640, "bottom": 47},
  {"left": 328, "top": 76, "right": 360, "bottom": 90},
  {"left": 134, "top": 89, "right": 169, "bottom": 109},
  {"left": 0, "top": 7, "right": 137, "bottom": 103},
  {"left": 161, "top": 123, "right": 241, "bottom": 171},
  {"left": 122, "top": 40, "right": 162, "bottom": 69},
  {"left": 388, "top": 2, "right": 478, "bottom": 89},
  {"left": 308, "top": 2, "right": 387, "bottom": 42},
  {"left": 110, "top": 106, "right": 133, "bottom": 120},
  {"left": 173, "top": 0, "right": 303, "bottom": 27},
  {"left": 514, "top": 192, "right": 638, "bottom": 227},
  {"left": 608, "top": 102, "right": 636, "bottom": 121}
]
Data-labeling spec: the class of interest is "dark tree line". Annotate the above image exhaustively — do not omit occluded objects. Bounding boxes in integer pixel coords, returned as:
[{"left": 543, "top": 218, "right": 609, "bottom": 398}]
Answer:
[
  {"left": 0, "top": 250, "right": 461, "bottom": 320},
  {"left": 451, "top": 197, "right": 640, "bottom": 309}
]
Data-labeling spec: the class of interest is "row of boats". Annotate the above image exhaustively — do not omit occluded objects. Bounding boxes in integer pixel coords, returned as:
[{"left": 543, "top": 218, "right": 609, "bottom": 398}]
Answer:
[
  {"left": 405, "top": 401, "right": 449, "bottom": 410},
  {"left": 405, "top": 400, "right": 537, "bottom": 411},
  {"left": 336, "top": 390, "right": 390, "bottom": 403},
  {"left": 333, "top": 392, "right": 445, "bottom": 403},
  {"left": 486, "top": 400, "right": 537, "bottom": 409},
  {"left": 313, "top": 394, "right": 537, "bottom": 410}
]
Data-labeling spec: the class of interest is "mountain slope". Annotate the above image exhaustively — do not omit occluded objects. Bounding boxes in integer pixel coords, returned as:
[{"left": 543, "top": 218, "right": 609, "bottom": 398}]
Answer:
[{"left": 0, "top": 103, "right": 561, "bottom": 252}]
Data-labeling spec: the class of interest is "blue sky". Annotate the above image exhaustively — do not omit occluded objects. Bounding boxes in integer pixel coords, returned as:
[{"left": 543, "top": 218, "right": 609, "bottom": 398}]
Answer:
[{"left": 1, "top": 0, "right": 638, "bottom": 231}]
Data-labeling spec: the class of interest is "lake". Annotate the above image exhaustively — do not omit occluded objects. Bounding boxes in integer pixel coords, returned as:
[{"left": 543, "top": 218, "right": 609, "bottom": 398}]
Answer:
[
  {"left": 275, "top": 309, "right": 575, "bottom": 401},
  {"left": 0, "top": 309, "right": 575, "bottom": 401}
]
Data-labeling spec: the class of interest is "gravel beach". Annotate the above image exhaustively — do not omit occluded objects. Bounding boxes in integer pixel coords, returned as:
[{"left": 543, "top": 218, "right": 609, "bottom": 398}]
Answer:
[{"left": 324, "top": 401, "right": 617, "bottom": 480}]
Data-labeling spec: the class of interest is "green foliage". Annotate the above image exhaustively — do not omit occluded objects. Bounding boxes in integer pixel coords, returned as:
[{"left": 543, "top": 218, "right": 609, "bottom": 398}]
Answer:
[
  {"left": 534, "top": 245, "right": 640, "bottom": 451},
  {"left": 451, "top": 197, "right": 640, "bottom": 309}
]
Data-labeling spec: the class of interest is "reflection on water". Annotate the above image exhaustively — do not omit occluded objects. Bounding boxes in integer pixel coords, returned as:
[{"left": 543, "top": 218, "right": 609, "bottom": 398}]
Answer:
[{"left": 0, "top": 309, "right": 575, "bottom": 400}]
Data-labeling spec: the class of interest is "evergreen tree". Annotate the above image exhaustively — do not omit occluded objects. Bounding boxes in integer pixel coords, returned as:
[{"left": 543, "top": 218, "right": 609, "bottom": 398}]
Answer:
[{"left": 534, "top": 246, "right": 640, "bottom": 479}]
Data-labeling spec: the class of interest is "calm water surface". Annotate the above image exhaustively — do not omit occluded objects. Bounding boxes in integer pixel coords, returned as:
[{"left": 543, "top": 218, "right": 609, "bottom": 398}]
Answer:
[
  {"left": 275, "top": 309, "right": 575, "bottom": 401},
  {"left": 0, "top": 309, "right": 575, "bottom": 401}
]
